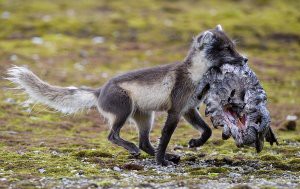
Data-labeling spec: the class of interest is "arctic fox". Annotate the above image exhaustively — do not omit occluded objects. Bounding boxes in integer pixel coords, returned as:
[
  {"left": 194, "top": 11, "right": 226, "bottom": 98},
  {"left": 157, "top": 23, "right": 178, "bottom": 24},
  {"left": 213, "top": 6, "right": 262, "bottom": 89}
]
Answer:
[{"left": 7, "top": 25, "right": 247, "bottom": 166}]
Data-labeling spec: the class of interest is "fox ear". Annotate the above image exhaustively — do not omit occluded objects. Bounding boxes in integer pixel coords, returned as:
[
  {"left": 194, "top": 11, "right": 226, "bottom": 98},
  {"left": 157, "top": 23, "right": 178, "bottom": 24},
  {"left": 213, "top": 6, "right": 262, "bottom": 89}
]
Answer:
[
  {"left": 215, "top": 24, "right": 223, "bottom": 31},
  {"left": 194, "top": 31, "right": 213, "bottom": 49}
]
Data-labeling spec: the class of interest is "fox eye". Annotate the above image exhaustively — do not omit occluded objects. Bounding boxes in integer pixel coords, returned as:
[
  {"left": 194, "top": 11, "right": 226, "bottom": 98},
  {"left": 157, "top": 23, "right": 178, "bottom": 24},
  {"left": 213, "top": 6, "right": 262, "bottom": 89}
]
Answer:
[{"left": 224, "top": 46, "right": 230, "bottom": 51}]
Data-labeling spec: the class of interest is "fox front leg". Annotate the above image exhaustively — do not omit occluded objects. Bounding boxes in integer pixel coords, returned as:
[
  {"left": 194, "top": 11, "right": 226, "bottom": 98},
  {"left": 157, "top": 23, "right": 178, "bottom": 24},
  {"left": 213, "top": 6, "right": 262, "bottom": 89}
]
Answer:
[
  {"left": 184, "top": 108, "right": 212, "bottom": 148},
  {"left": 156, "top": 111, "right": 180, "bottom": 166}
]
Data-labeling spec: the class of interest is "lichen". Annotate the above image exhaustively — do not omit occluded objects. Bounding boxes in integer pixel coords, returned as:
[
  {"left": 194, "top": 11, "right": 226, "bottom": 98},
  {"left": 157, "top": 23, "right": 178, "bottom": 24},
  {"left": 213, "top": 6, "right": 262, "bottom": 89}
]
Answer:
[{"left": 0, "top": 0, "right": 299, "bottom": 188}]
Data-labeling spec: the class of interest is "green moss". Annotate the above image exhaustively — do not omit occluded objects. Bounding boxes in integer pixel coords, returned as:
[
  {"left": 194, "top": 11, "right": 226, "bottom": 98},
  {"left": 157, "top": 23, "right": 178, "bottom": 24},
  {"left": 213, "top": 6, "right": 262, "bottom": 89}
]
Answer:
[
  {"left": 74, "top": 150, "right": 113, "bottom": 159},
  {"left": 96, "top": 180, "right": 113, "bottom": 188},
  {"left": 208, "top": 167, "right": 229, "bottom": 174},
  {"left": 0, "top": 0, "right": 300, "bottom": 187},
  {"left": 260, "top": 154, "right": 280, "bottom": 161},
  {"left": 189, "top": 169, "right": 208, "bottom": 176},
  {"left": 188, "top": 166, "right": 229, "bottom": 176},
  {"left": 288, "top": 158, "right": 300, "bottom": 164}
]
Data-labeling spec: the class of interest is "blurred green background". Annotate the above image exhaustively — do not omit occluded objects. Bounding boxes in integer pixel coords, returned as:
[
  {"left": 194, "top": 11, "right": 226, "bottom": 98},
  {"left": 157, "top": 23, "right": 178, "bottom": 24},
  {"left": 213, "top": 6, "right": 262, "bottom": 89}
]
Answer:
[{"left": 0, "top": 0, "right": 299, "bottom": 188}]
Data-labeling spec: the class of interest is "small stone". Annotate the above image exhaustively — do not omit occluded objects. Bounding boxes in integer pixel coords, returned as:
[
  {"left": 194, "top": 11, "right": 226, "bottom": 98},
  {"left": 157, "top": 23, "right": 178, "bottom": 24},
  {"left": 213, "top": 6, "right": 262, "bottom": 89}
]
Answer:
[
  {"left": 1, "top": 11, "right": 10, "bottom": 19},
  {"left": 74, "top": 62, "right": 85, "bottom": 71},
  {"left": 223, "top": 157, "right": 233, "bottom": 165},
  {"left": 79, "top": 50, "right": 88, "bottom": 58},
  {"left": 17, "top": 151, "right": 25, "bottom": 155},
  {"left": 5, "top": 98, "right": 16, "bottom": 104},
  {"left": 78, "top": 170, "right": 84, "bottom": 175},
  {"left": 284, "top": 121, "right": 297, "bottom": 131},
  {"left": 7, "top": 131, "right": 18, "bottom": 135},
  {"left": 92, "top": 36, "right": 105, "bottom": 44},
  {"left": 101, "top": 72, "right": 109, "bottom": 78},
  {"left": 38, "top": 168, "right": 46, "bottom": 173},
  {"left": 9, "top": 55, "right": 18, "bottom": 62},
  {"left": 229, "top": 172, "right": 241, "bottom": 178},
  {"left": 210, "top": 152, "right": 218, "bottom": 156},
  {"left": 42, "top": 15, "right": 52, "bottom": 22},
  {"left": 51, "top": 151, "right": 59, "bottom": 156},
  {"left": 173, "top": 145, "right": 183, "bottom": 151},
  {"left": 0, "top": 178, "right": 7, "bottom": 181},
  {"left": 31, "top": 37, "right": 44, "bottom": 45},
  {"left": 286, "top": 115, "right": 297, "bottom": 121},
  {"left": 39, "top": 142, "right": 45, "bottom": 147},
  {"left": 122, "top": 163, "right": 143, "bottom": 170},
  {"left": 232, "top": 184, "right": 252, "bottom": 189},
  {"left": 198, "top": 153, "right": 206, "bottom": 158},
  {"left": 113, "top": 166, "right": 121, "bottom": 172}
]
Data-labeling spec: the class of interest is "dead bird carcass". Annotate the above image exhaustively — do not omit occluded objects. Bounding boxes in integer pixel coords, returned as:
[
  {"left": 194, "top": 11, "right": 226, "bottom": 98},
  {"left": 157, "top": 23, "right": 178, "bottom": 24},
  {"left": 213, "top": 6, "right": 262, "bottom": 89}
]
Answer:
[{"left": 198, "top": 63, "right": 278, "bottom": 152}]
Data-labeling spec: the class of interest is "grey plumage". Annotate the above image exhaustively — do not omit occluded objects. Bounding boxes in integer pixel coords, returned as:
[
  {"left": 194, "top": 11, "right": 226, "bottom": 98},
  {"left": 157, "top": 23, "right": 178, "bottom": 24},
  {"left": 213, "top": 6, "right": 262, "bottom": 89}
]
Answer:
[{"left": 198, "top": 63, "right": 278, "bottom": 152}]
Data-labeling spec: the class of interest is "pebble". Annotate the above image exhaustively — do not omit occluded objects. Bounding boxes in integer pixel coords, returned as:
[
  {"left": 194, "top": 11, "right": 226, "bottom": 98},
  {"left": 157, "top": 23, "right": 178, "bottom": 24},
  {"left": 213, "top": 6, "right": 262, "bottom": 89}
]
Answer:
[
  {"left": 92, "top": 36, "right": 105, "bottom": 44},
  {"left": 1, "top": 11, "right": 10, "bottom": 19},
  {"left": 5, "top": 98, "right": 16, "bottom": 104},
  {"left": 173, "top": 145, "right": 183, "bottom": 151},
  {"left": 31, "top": 37, "right": 44, "bottom": 45},
  {"left": 38, "top": 168, "right": 46, "bottom": 173},
  {"left": 229, "top": 172, "right": 241, "bottom": 178},
  {"left": 286, "top": 115, "right": 297, "bottom": 121},
  {"left": 9, "top": 55, "right": 18, "bottom": 62},
  {"left": 113, "top": 166, "right": 121, "bottom": 172}
]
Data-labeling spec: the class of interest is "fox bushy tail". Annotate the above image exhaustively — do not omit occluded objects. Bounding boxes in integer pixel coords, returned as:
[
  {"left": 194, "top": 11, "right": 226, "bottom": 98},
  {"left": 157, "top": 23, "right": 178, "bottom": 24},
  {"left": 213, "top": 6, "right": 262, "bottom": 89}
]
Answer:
[{"left": 6, "top": 66, "right": 99, "bottom": 114}]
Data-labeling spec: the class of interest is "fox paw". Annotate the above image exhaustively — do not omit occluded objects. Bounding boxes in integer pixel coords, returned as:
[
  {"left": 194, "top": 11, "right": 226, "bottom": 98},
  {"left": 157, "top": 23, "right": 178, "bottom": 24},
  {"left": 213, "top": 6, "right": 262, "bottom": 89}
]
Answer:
[
  {"left": 188, "top": 138, "right": 204, "bottom": 148},
  {"left": 165, "top": 153, "right": 180, "bottom": 164}
]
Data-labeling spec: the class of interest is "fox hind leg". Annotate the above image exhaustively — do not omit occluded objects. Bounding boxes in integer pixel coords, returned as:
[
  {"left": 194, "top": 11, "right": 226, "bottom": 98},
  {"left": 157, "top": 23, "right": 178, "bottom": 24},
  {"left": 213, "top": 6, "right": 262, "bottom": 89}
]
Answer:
[
  {"left": 133, "top": 110, "right": 180, "bottom": 163},
  {"left": 133, "top": 110, "right": 155, "bottom": 155},
  {"left": 100, "top": 85, "right": 140, "bottom": 156}
]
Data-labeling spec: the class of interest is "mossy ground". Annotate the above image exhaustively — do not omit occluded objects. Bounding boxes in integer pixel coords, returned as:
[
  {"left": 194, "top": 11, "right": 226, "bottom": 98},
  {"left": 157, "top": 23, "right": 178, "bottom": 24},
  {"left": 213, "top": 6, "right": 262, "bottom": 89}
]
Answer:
[{"left": 0, "top": 0, "right": 299, "bottom": 188}]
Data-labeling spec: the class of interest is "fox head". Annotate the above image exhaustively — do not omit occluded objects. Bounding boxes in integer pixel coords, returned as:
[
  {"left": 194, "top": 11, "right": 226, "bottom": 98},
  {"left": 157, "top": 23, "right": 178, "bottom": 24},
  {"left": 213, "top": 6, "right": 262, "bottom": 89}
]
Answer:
[{"left": 189, "top": 25, "right": 247, "bottom": 68}]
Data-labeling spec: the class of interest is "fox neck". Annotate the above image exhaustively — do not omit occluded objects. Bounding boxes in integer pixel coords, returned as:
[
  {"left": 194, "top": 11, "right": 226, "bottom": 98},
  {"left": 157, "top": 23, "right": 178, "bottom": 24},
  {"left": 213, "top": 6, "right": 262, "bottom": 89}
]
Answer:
[{"left": 186, "top": 51, "right": 210, "bottom": 83}]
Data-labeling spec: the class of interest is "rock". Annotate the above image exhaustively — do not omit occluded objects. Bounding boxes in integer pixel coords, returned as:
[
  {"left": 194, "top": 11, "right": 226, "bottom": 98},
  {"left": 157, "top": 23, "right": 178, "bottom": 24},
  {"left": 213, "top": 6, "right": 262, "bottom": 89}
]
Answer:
[
  {"left": 122, "top": 163, "right": 144, "bottom": 171},
  {"left": 51, "top": 151, "right": 59, "bottom": 156},
  {"left": 173, "top": 145, "right": 183, "bottom": 151},
  {"left": 113, "top": 166, "right": 121, "bottom": 172},
  {"left": 286, "top": 115, "right": 297, "bottom": 121},
  {"left": 1, "top": 11, "right": 10, "bottom": 19},
  {"left": 92, "top": 36, "right": 105, "bottom": 44},
  {"left": 0, "top": 178, "right": 7, "bottom": 181},
  {"left": 9, "top": 55, "right": 18, "bottom": 62},
  {"left": 223, "top": 157, "right": 233, "bottom": 165},
  {"left": 284, "top": 115, "right": 297, "bottom": 130},
  {"left": 198, "top": 153, "right": 206, "bottom": 158},
  {"left": 5, "top": 98, "right": 16, "bottom": 104},
  {"left": 31, "top": 37, "right": 44, "bottom": 45},
  {"left": 229, "top": 172, "right": 241, "bottom": 178},
  {"left": 284, "top": 121, "right": 297, "bottom": 131},
  {"left": 231, "top": 184, "right": 252, "bottom": 189},
  {"left": 39, "top": 142, "right": 45, "bottom": 147},
  {"left": 38, "top": 168, "right": 46, "bottom": 173}
]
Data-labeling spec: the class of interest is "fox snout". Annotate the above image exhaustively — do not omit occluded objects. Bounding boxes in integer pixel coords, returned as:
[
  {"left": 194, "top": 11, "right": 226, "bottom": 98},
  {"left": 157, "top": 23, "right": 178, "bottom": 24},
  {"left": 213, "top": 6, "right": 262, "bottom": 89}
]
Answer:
[{"left": 234, "top": 56, "right": 248, "bottom": 65}]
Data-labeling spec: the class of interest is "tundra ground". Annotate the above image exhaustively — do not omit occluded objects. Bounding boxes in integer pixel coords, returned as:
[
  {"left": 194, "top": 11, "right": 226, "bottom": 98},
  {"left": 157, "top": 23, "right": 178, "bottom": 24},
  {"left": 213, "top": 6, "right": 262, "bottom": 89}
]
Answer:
[{"left": 0, "top": 0, "right": 299, "bottom": 188}]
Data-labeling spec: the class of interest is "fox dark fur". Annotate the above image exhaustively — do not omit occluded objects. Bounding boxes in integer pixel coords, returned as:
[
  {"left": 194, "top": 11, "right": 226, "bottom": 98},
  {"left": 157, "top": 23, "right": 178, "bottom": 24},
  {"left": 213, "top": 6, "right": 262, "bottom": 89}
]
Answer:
[{"left": 7, "top": 25, "right": 247, "bottom": 166}]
